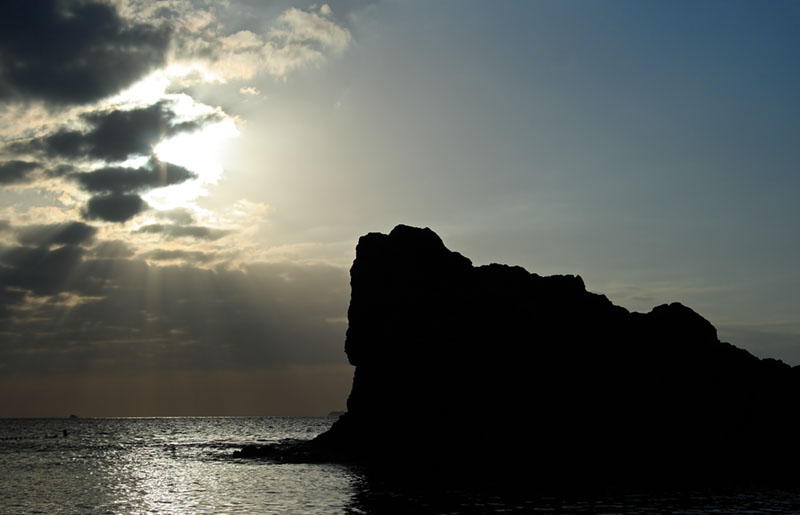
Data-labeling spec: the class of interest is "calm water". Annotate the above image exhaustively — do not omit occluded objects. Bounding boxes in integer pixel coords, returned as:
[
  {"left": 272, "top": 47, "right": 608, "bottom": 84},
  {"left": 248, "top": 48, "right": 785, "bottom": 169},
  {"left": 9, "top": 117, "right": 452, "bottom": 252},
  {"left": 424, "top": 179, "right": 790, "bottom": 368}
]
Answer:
[{"left": 1, "top": 417, "right": 800, "bottom": 514}]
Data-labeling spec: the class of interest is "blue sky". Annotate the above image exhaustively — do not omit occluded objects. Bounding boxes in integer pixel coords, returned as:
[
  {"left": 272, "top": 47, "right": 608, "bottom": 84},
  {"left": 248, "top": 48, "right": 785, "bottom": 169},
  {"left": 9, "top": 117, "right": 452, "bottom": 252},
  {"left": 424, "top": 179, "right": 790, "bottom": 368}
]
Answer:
[{"left": 1, "top": 0, "right": 798, "bottom": 415}]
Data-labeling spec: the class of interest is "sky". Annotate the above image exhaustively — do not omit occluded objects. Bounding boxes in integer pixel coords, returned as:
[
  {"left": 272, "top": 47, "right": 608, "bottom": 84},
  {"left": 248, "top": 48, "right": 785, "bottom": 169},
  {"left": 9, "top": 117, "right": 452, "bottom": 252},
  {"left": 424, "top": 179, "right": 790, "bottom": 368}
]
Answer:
[{"left": 1, "top": 0, "right": 799, "bottom": 417}]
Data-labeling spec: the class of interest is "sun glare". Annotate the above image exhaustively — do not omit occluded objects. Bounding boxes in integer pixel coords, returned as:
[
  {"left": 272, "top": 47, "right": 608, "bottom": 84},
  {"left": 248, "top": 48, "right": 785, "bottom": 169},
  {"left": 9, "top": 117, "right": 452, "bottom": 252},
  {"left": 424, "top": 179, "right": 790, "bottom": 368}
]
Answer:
[
  {"left": 106, "top": 65, "right": 241, "bottom": 212},
  {"left": 148, "top": 117, "right": 239, "bottom": 210}
]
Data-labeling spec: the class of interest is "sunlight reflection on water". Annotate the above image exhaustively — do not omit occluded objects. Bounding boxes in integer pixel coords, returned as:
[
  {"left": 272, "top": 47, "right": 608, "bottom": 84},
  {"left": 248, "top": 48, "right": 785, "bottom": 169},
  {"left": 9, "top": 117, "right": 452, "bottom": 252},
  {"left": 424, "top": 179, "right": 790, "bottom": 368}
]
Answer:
[{"left": 0, "top": 417, "right": 354, "bottom": 514}]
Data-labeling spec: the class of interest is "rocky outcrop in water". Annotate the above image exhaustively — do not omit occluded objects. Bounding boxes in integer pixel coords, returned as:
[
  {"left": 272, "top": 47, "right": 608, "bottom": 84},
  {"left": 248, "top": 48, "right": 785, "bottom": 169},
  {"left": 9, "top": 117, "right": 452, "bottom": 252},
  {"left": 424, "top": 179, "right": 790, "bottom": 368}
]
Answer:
[{"left": 247, "top": 225, "right": 800, "bottom": 486}]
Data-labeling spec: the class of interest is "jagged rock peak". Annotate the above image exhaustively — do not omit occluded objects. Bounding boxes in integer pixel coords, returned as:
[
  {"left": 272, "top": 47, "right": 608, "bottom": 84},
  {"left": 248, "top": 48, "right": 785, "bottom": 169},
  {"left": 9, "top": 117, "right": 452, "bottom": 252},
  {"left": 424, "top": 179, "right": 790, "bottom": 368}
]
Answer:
[{"left": 353, "top": 224, "right": 472, "bottom": 269}]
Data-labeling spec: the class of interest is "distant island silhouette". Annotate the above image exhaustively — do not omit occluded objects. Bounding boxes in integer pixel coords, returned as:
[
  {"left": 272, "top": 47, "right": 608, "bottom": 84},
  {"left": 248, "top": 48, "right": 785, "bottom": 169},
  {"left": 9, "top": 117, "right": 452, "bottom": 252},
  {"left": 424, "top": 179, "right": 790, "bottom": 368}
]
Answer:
[{"left": 238, "top": 225, "right": 800, "bottom": 489}]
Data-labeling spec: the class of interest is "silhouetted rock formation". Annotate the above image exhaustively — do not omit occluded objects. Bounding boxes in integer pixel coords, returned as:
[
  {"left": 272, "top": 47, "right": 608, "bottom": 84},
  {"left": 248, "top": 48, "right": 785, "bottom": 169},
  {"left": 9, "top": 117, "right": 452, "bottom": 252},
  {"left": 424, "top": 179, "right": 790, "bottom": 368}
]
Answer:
[{"left": 256, "top": 225, "right": 800, "bottom": 487}]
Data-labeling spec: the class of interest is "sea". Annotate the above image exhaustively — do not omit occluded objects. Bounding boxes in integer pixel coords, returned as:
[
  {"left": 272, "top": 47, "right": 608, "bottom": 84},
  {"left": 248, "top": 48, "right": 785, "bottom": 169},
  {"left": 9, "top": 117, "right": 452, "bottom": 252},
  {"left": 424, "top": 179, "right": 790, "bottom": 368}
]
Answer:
[{"left": 2, "top": 417, "right": 800, "bottom": 514}]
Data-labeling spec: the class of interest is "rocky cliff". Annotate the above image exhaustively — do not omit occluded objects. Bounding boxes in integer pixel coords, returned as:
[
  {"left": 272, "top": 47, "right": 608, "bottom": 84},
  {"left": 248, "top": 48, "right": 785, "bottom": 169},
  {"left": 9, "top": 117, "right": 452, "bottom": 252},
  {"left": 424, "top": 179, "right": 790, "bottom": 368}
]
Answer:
[{"left": 254, "top": 225, "right": 800, "bottom": 486}]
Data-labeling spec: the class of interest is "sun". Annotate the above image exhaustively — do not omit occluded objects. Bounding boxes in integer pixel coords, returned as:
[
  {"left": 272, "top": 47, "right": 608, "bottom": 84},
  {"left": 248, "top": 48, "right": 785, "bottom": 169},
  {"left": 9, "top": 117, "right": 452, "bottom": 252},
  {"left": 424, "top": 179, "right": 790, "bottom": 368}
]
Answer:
[{"left": 147, "top": 115, "right": 239, "bottom": 210}]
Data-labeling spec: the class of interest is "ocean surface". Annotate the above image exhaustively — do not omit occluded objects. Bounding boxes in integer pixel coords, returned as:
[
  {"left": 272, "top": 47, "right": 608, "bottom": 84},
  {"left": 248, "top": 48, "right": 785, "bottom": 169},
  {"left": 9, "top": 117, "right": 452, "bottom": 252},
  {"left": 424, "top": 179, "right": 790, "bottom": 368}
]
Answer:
[{"left": 2, "top": 417, "right": 800, "bottom": 514}]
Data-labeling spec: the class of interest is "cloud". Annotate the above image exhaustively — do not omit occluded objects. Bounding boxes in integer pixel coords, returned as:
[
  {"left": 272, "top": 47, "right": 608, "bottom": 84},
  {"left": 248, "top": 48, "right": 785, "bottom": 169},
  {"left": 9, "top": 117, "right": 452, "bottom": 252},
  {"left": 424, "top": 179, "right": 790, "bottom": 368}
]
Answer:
[
  {"left": 0, "top": 245, "right": 86, "bottom": 296},
  {"left": 155, "top": 208, "right": 195, "bottom": 225},
  {"left": 0, "top": 1, "right": 357, "bottom": 415},
  {"left": 45, "top": 164, "right": 77, "bottom": 179},
  {"left": 72, "top": 159, "right": 196, "bottom": 194},
  {"left": 143, "top": 249, "right": 213, "bottom": 264},
  {"left": 272, "top": 5, "right": 351, "bottom": 53},
  {"left": 0, "top": 287, "right": 26, "bottom": 320},
  {"left": 0, "top": 0, "right": 171, "bottom": 106},
  {"left": 0, "top": 222, "right": 97, "bottom": 305},
  {"left": 0, "top": 253, "right": 349, "bottom": 374},
  {"left": 0, "top": 161, "right": 40, "bottom": 185},
  {"left": 136, "top": 223, "right": 231, "bottom": 241},
  {"left": 16, "top": 222, "right": 97, "bottom": 247},
  {"left": 82, "top": 194, "right": 148, "bottom": 223},
  {"left": 168, "top": 4, "right": 352, "bottom": 82},
  {"left": 90, "top": 240, "right": 134, "bottom": 258},
  {"left": 14, "top": 103, "right": 218, "bottom": 163},
  {"left": 264, "top": 5, "right": 352, "bottom": 77}
]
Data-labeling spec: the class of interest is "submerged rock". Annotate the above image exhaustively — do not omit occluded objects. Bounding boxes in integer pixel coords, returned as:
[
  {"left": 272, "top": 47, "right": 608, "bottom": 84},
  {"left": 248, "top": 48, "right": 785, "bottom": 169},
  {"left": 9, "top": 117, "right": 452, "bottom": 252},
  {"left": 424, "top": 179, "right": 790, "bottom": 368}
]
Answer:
[{"left": 249, "top": 225, "right": 800, "bottom": 486}]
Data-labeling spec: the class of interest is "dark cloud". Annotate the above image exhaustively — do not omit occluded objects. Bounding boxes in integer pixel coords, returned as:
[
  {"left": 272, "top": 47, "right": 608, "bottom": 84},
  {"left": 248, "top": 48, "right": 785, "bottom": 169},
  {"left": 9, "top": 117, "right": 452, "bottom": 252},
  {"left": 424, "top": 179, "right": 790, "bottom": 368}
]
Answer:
[
  {"left": 54, "top": 104, "right": 169, "bottom": 161},
  {"left": 144, "top": 249, "right": 214, "bottom": 263},
  {"left": 16, "top": 222, "right": 97, "bottom": 247},
  {"left": 90, "top": 240, "right": 134, "bottom": 258},
  {"left": 0, "top": 254, "right": 349, "bottom": 374},
  {"left": 15, "top": 103, "right": 217, "bottom": 163},
  {"left": 83, "top": 194, "right": 148, "bottom": 223},
  {"left": 0, "top": 245, "right": 86, "bottom": 296},
  {"left": 0, "top": 0, "right": 171, "bottom": 105},
  {"left": 0, "top": 225, "right": 350, "bottom": 413},
  {"left": 0, "top": 287, "right": 27, "bottom": 320},
  {"left": 137, "top": 224, "right": 231, "bottom": 241},
  {"left": 0, "top": 161, "right": 40, "bottom": 185},
  {"left": 0, "top": 240, "right": 101, "bottom": 320},
  {"left": 72, "top": 159, "right": 196, "bottom": 194}
]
